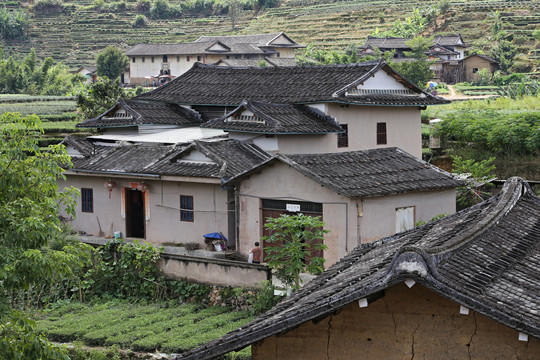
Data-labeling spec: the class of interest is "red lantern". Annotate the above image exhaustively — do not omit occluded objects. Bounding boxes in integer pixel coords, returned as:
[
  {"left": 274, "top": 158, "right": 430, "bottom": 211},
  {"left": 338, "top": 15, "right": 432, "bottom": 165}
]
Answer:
[{"left": 104, "top": 180, "right": 116, "bottom": 199}]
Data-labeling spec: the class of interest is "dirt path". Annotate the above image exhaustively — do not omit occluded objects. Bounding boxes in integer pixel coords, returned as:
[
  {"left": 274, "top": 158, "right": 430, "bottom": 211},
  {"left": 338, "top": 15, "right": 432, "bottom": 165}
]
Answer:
[{"left": 440, "top": 85, "right": 498, "bottom": 101}]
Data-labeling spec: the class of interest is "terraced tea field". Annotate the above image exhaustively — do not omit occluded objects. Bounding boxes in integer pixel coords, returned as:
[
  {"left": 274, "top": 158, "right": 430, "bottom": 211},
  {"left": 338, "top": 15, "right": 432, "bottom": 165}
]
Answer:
[{"left": 0, "top": 0, "right": 538, "bottom": 69}]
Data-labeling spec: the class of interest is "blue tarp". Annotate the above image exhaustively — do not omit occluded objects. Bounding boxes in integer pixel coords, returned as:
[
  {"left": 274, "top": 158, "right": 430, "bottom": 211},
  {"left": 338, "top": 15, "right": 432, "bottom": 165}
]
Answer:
[{"left": 203, "top": 232, "right": 227, "bottom": 241}]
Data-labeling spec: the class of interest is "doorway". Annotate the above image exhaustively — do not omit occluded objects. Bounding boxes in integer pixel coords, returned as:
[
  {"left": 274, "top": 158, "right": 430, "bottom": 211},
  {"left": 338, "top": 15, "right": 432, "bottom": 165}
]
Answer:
[{"left": 125, "top": 188, "right": 145, "bottom": 238}]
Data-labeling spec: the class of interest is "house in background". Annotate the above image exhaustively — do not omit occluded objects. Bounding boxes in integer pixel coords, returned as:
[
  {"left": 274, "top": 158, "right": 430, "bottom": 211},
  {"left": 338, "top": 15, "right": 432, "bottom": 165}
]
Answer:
[
  {"left": 178, "top": 177, "right": 540, "bottom": 360},
  {"left": 360, "top": 34, "right": 499, "bottom": 84},
  {"left": 61, "top": 60, "right": 460, "bottom": 267},
  {"left": 125, "top": 32, "right": 303, "bottom": 85},
  {"left": 76, "top": 65, "right": 97, "bottom": 83}
]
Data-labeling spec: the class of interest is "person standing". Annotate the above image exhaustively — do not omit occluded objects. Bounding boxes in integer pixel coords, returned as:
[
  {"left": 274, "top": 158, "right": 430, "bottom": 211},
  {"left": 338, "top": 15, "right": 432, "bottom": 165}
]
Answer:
[{"left": 249, "top": 242, "right": 262, "bottom": 264}]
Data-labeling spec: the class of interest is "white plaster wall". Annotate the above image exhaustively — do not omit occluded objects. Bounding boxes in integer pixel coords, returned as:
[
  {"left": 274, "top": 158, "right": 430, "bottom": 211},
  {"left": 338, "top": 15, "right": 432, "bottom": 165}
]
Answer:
[
  {"left": 60, "top": 175, "right": 229, "bottom": 246},
  {"left": 326, "top": 104, "right": 422, "bottom": 158},
  {"left": 237, "top": 163, "right": 359, "bottom": 267},
  {"left": 360, "top": 189, "right": 456, "bottom": 244},
  {"left": 277, "top": 134, "right": 336, "bottom": 154},
  {"left": 361, "top": 71, "right": 409, "bottom": 90}
]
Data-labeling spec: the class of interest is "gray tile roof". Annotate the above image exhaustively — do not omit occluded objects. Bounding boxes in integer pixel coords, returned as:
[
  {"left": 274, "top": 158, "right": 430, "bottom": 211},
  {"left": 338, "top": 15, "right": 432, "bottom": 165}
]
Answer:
[
  {"left": 64, "top": 137, "right": 271, "bottom": 179},
  {"left": 125, "top": 41, "right": 269, "bottom": 56},
  {"left": 135, "top": 61, "right": 448, "bottom": 106},
  {"left": 76, "top": 99, "right": 202, "bottom": 128},
  {"left": 61, "top": 136, "right": 97, "bottom": 157},
  {"left": 363, "top": 34, "right": 466, "bottom": 50},
  {"left": 226, "top": 147, "right": 462, "bottom": 198},
  {"left": 177, "top": 177, "right": 540, "bottom": 360},
  {"left": 201, "top": 100, "right": 343, "bottom": 134},
  {"left": 194, "top": 32, "right": 304, "bottom": 48}
]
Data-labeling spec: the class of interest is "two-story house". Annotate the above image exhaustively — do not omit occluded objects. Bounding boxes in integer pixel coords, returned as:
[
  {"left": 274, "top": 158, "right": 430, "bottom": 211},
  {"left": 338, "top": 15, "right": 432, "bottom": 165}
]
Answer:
[
  {"left": 61, "top": 60, "right": 461, "bottom": 266},
  {"left": 125, "top": 32, "right": 303, "bottom": 85}
]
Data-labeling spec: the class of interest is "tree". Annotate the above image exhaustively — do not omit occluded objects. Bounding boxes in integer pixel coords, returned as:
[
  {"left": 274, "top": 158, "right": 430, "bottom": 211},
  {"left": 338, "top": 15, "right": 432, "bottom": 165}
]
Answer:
[
  {"left": 228, "top": 0, "right": 242, "bottom": 30},
  {"left": 76, "top": 77, "right": 125, "bottom": 119},
  {"left": 96, "top": 46, "right": 129, "bottom": 80},
  {"left": 0, "top": 112, "right": 79, "bottom": 358},
  {"left": 452, "top": 156, "right": 496, "bottom": 207},
  {"left": 490, "top": 40, "right": 517, "bottom": 73},
  {"left": 390, "top": 36, "right": 434, "bottom": 87},
  {"left": 263, "top": 214, "right": 329, "bottom": 291}
]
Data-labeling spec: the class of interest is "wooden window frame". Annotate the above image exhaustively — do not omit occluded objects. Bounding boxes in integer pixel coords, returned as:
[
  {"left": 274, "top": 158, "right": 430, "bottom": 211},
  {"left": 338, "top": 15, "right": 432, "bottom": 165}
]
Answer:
[
  {"left": 180, "top": 195, "right": 194, "bottom": 222},
  {"left": 81, "top": 188, "right": 94, "bottom": 213},
  {"left": 377, "top": 122, "right": 387, "bottom": 145},
  {"left": 337, "top": 124, "right": 348, "bottom": 148}
]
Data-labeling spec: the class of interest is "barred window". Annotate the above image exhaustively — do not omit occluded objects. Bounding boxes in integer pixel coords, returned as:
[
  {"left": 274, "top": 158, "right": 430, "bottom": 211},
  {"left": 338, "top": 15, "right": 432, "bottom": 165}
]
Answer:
[
  {"left": 81, "top": 188, "right": 93, "bottom": 213},
  {"left": 180, "top": 195, "right": 194, "bottom": 222}
]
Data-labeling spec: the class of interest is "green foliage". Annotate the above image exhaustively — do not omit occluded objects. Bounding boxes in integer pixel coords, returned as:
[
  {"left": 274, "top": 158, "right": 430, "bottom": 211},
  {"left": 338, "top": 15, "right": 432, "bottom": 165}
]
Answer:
[
  {"left": 0, "top": 311, "right": 69, "bottom": 360},
  {"left": 471, "top": 68, "right": 492, "bottom": 86},
  {"left": 82, "top": 239, "right": 165, "bottom": 300},
  {"left": 245, "top": 281, "right": 280, "bottom": 315},
  {"left": 132, "top": 14, "right": 147, "bottom": 28},
  {"left": 263, "top": 214, "right": 328, "bottom": 290},
  {"left": 296, "top": 43, "right": 358, "bottom": 66},
  {"left": 33, "top": 0, "right": 64, "bottom": 13},
  {"left": 96, "top": 46, "right": 129, "bottom": 80},
  {"left": 149, "top": 0, "right": 180, "bottom": 19},
  {"left": 391, "top": 59, "right": 434, "bottom": 88},
  {"left": 0, "top": 49, "right": 81, "bottom": 95},
  {"left": 36, "top": 300, "right": 254, "bottom": 353},
  {"left": 76, "top": 77, "right": 124, "bottom": 119},
  {"left": 0, "top": 8, "right": 28, "bottom": 40},
  {"left": 135, "top": 0, "right": 151, "bottom": 13},
  {"left": 374, "top": 8, "right": 426, "bottom": 37},
  {"left": 433, "top": 109, "right": 540, "bottom": 156},
  {"left": 498, "top": 80, "right": 540, "bottom": 99},
  {"left": 490, "top": 40, "right": 518, "bottom": 73},
  {"left": 415, "top": 213, "right": 448, "bottom": 227},
  {"left": 452, "top": 156, "right": 496, "bottom": 206}
]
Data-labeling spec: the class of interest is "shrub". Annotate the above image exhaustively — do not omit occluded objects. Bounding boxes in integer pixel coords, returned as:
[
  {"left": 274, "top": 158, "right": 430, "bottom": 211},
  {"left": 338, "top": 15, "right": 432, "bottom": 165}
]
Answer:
[
  {"left": 132, "top": 14, "right": 148, "bottom": 28},
  {"left": 135, "top": 0, "right": 151, "bottom": 13},
  {"left": 33, "top": 0, "right": 63, "bottom": 13}
]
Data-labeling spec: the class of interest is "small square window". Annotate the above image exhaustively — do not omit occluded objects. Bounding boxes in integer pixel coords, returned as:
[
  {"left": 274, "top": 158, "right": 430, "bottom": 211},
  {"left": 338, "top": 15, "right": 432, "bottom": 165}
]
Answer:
[
  {"left": 163, "top": 55, "right": 168, "bottom": 63},
  {"left": 81, "top": 188, "right": 93, "bottom": 213},
  {"left": 180, "top": 195, "right": 194, "bottom": 222},
  {"left": 142, "top": 57, "right": 145, "bottom": 63},
  {"left": 473, "top": 68, "right": 479, "bottom": 73},
  {"left": 187, "top": 56, "right": 190, "bottom": 62},
  {"left": 337, "top": 124, "right": 348, "bottom": 148},
  {"left": 132, "top": 57, "right": 136, "bottom": 63},
  {"left": 151, "top": 56, "right": 154, "bottom": 63},
  {"left": 177, "top": 56, "right": 180, "bottom": 62},
  {"left": 197, "top": 56, "right": 202, "bottom": 61},
  {"left": 377, "top": 122, "right": 387, "bottom": 145}
]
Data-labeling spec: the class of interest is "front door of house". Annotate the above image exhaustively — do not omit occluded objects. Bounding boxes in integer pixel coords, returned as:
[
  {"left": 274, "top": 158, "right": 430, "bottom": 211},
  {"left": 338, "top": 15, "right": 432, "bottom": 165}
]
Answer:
[
  {"left": 125, "top": 188, "right": 145, "bottom": 238},
  {"left": 261, "top": 199, "right": 323, "bottom": 264}
]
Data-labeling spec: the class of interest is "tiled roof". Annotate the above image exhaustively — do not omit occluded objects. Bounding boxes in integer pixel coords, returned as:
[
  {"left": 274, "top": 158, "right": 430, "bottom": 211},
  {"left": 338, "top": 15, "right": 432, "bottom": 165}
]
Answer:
[
  {"left": 201, "top": 100, "right": 343, "bottom": 134},
  {"left": 65, "top": 138, "right": 271, "bottom": 179},
  {"left": 264, "top": 57, "right": 296, "bottom": 67},
  {"left": 464, "top": 53, "right": 499, "bottom": 64},
  {"left": 177, "top": 177, "right": 540, "bottom": 360},
  {"left": 226, "top": 147, "right": 462, "bottom": 197},
  {"left": 61, "top": 136, "right": 96, "bottom": 157},
  {"left": 363, "top": 34, "right": 466, "bottom": 50},
  {"left": 76, "top": 99, "right": 202, "bottom": 128},
  {"left": 194, "top": 32, "right": 304, "bottom": 48},
  {"left": 214, "top": 57, "right": 296, "bottom": 67},
  {"left": 125, "top": 41, "right": 268, "bottom": 56},
  {"left": 135, "top": 61, "right": 448, "bottom": 106}
]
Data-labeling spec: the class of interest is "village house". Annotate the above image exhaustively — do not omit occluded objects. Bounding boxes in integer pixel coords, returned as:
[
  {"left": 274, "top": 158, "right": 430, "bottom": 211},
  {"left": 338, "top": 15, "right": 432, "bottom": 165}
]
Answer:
[
  {"left": 360, "top": 34, "right": 499, "bottom": 84},
  {"left": 61, "top": 60, "right": 461, "bottom": 267},
  {"left": 177, "top": 177, "right": 540, "bottom": 360},
  {"left": 124, "top": 32, "right": 303, "bottom": 85}
]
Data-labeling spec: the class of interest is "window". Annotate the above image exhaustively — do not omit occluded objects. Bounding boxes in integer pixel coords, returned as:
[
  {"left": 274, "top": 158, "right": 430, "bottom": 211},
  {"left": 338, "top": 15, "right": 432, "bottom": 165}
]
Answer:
[
  {"left": 177, "top": 56, "right": 180, "bottom": 62},
  {"left": 151, "top": 56, "right": 154, "bottom": 63},
  {"left": 163, "top": 55, "right": 168, "bottom": 63},
  {"left": 187, "top": 56, "right": 190, "bottom": 62},
  {"left": 132, "top": 57, "right": 136, "bottom": 63},
  {"left": 473, "top": 68, "right": 479, "bottom": 73},
  {"left": 180, "top": 195, "right": 194, "bottom": 222},
  {"left": 197, "top": 56, "right": 202, "bottom": 61},
  {"left": 142, "top": 57, "right": 145, "bottom": 63},
  {"left": 337, "top": 124, "right": 348, "bottom": 148},
  {"left": 376, "top": 122, "right": 387, "bottom": 145},
  {"left": 81, "top": 188, "right": 93, "bottom": 213},
  {"left": 395, "top": 206, "right": 415, "bottom": 233}
]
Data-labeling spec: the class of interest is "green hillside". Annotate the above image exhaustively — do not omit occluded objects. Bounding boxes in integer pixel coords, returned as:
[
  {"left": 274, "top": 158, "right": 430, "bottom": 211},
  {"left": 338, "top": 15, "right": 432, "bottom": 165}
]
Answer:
[{"left": 1, "top": 0, "right": 538, "bottom": 70}]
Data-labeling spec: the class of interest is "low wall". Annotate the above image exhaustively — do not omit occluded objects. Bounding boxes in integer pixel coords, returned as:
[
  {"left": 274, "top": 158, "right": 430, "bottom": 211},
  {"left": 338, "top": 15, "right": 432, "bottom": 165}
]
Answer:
[
  {"left": 80, "top": 236, "right": 270, "bottom": 288},
  {"left": 159, "top": 253, "right": 271, "bottom": 288}
]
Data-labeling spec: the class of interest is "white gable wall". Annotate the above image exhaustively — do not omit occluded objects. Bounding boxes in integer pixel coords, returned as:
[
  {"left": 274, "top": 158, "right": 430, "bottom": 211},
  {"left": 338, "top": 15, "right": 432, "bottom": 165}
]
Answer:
[{"left": 360, "top": 71, "right": 409, "bottom": 90}]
